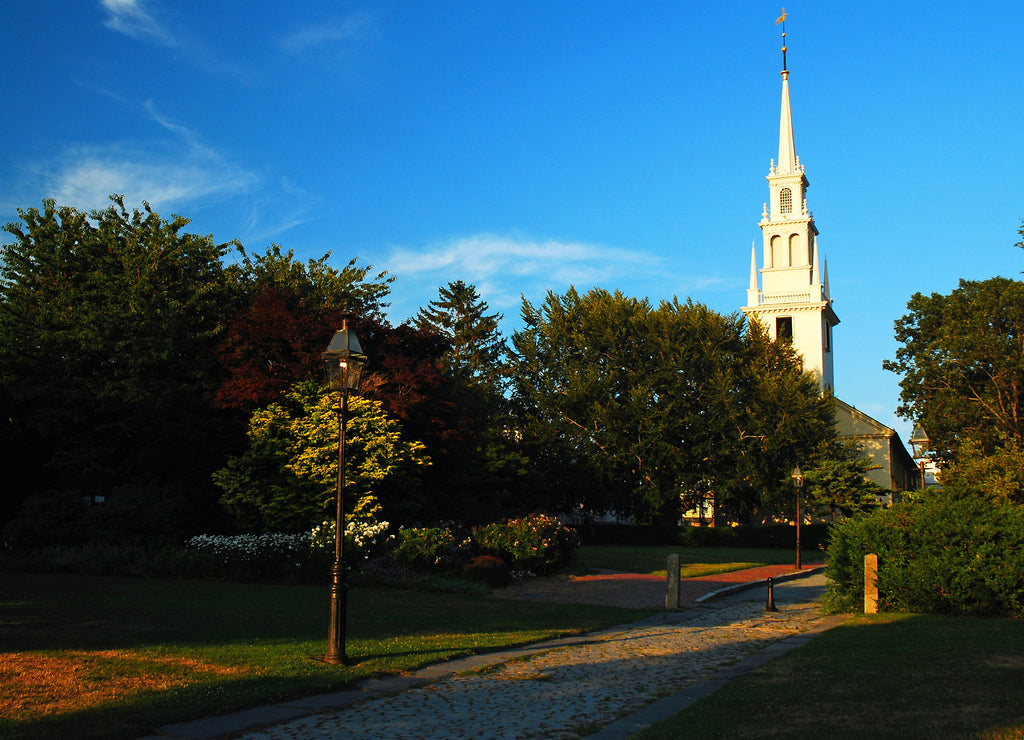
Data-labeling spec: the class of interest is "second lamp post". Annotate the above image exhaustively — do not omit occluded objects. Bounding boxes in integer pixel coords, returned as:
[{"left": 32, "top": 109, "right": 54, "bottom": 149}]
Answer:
[
  {"left": 321, "top": 317, "right": 367, "bottom": 665},
  {"left": 791, "top": 465, "right": 803, "bottom": 570}
]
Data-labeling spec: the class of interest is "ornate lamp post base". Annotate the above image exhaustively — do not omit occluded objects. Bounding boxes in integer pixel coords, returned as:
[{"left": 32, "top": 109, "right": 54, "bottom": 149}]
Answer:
[{"left": 324, "top": 560, "right": 349, "bottom": 665}]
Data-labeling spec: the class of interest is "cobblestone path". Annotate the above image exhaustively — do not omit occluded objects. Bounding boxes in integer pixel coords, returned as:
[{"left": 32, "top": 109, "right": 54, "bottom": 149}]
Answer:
[{"left": 239, "top": 593, "right": 826, "bottom": 740}]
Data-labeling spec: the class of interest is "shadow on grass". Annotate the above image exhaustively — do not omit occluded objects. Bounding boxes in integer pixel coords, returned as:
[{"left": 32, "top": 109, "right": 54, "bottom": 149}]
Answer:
[
  {"left": 2, "top": 570, "right": 659, "bottom": 740},
  {"left": 635, "top": 612, "right": 1024, "bottom": 740}
]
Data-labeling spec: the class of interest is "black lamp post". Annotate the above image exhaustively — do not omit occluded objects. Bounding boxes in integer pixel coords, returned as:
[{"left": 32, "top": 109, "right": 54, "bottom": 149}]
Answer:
[
  {"left": 909, "top": 424, "right": 930, "bottom": 491},
  {"left": 791, "top": 465, "right": 804, "bottom": 570},
  {"left": 321, "top": 316, "right": 367, "bottom": 665}
]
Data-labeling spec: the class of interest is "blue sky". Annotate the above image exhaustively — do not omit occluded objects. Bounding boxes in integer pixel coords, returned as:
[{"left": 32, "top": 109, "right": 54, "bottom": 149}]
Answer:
[{"left": 3, "top": 2, "right": 1023, "bottom": 444}]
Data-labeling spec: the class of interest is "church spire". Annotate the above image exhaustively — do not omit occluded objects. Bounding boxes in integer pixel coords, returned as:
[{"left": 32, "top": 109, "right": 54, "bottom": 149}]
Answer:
[
  {"left": 747, "top": 241, "right": 761, "bottom": 306},
  {"left": 776, "top": 9, "right": 797, "bottom": 175},
  {"left": 743, "top": 11, "right": 839, "bottom": 393}
]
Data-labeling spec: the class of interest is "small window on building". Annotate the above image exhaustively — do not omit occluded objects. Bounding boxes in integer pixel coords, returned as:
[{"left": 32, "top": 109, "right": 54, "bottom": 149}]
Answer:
[
  {"left": 776, "top": 316, "right": 793, "bottom": 343},
  {"left": 779, "top": 188, "right": 792, "bottom": 215}
]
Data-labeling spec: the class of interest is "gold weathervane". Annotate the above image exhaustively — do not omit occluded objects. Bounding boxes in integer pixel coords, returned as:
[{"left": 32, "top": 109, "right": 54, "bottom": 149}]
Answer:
[{"left": 776, "top": 8, "right": 788, "bottom": 71}]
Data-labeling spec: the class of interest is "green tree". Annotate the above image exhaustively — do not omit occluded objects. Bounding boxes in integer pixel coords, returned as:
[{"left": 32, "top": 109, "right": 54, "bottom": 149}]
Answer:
[
  {"left": 883, "top": 277, "right": 1024, "bottom": 460},
  {"left": 411, "top": 281, "right": 523, "bottom": 522},
  {"left": 508, "top": 288, "right": 832, "bottom": 524},
  {"left": 214, "top": 381, "right": 430, "bottom": 532},
  {"left": 511, "top": 289, "right": 667, "bottom": 521},
  {"left": 0, "top": 196, "right": 235, "bottom": 543},
  {"left": 226, "top": 243, "right": 393, "bottom": 319},
  {"left": 804, "top": 442, "right": 888, "bottom": 519},
  {"left": 729, "top": 322, "right": 838, "bottom": 521},
  {"left": 941, "top": 435, "right": 1024, "bottom": 506},
  {"left": 413, "top": 280, "right": 505, "bottom": 387}
]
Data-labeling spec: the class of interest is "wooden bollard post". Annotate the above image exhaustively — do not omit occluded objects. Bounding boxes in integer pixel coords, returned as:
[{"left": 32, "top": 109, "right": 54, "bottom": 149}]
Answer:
[
  {"left": 864, "top": 552, "right": 878, "bottom": 614},
  {"left": 666, "top": 553, "right": 680, "bottom": 609}
]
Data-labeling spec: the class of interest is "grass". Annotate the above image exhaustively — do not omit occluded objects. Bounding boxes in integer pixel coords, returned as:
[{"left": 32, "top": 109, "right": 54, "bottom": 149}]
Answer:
[
  {"left": 634, "top": 612, "right": 1024, "bottom": 739},
  {"left": 0, "top": 571, "right": 658, "bottom": 740},
  {"left": 573, "top": 545, "right": 807, "bottom": 577}
]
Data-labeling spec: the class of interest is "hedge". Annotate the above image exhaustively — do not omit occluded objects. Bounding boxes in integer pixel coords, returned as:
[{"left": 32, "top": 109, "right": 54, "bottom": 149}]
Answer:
[{"left": 825, "top": 493, "right": 1024, "bottom": 617}]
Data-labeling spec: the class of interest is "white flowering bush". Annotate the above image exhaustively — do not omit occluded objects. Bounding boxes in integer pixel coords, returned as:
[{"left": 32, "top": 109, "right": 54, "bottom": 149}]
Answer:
[
  {"left": 185, "top": 532, "right": 313, "bottom": 581},
  {"left": 186, "top": 497, "right": 393, "bottom": 582},
  {"left": 310, "top": 518, "right": 393, "bottom": 563}
]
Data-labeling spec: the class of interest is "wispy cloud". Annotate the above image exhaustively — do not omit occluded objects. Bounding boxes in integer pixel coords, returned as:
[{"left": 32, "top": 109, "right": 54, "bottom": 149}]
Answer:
[
  {"left": 279, "top": 12, "right": 376, "bottom": 55},
  {"left": 12, "top": 101, "right": 257, "bottom": 216},
  {"left": 2, "top": 91, "right": 319, "bottom": 244},
  {"left": 379, "top": 232, "right": 745, "bottom": 328},
  {"left": 99, "top": 0, "right": 248, "bottom": 81},
  {"left": 388, "top": 234, "right": 655, "bottom": 283},
  {"left": 276, "top": 10, "right": 380, "bottom": 80},
  {"left": 101, "top": 0, "right": 177, "bottom": 47},
  {"left": 29, "top": 143, "right": 256, "bottom": 215},
  {"left": 237, "top": 177, "right": 321, "bottom": 245},
  {"left": 382, "top": 233, "right": 666, "bottom": 324}
]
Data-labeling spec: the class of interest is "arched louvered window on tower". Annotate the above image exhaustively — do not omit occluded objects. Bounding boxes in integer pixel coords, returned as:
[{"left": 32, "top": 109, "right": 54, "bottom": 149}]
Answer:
[
  {"left": 771, "top": 235, "right": 785, "bottom": 267},
  {"left": 779, "top": 188, "right": 792, "bottom": 215},
  {"left": 789, "top": 234, "right": 801, "bottom": 265}
]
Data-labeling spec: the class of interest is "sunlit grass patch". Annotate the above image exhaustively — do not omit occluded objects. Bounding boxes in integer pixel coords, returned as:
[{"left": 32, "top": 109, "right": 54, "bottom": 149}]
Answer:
[{"left": 0, "top": 650, "right": 246, "bottom": 720}]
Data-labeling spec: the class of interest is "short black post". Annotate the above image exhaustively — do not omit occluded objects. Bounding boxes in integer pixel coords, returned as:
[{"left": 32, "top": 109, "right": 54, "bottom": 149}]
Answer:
[{"left": 765, "top": 576, "right": 778, "bottom": 612}]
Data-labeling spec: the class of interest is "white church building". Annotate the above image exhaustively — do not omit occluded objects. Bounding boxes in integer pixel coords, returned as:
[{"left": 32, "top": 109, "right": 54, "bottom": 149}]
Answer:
[{"left": 742, "top": 37, "right": 916, "bottom": 494}]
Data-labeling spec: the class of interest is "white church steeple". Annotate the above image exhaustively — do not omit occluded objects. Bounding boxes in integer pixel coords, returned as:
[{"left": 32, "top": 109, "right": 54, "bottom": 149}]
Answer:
[{"left": 742, "top": 17, "right": 839, "bottom": 392}]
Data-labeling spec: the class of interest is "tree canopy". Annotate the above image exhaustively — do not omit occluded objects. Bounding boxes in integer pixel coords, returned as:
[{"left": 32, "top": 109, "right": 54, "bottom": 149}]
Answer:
[
  {"left": 214, "top": 245, "right": 393, "bottom": 413},
  {"left": 411, "top": 281, "right": 520, "bottom": 522},
  {"left": 0, "top": 196, "right": 396, "bottom": 543},
  {"left": 509, "top": 288, "right": 834, "bottom": 524},
  {"left": 883, "top": 277, "right": 1024, "bottom": 459},
  {"left": 1, "top": 193, "right": 857, "bottom": 545},
  {"left": 0, "top": 197, "right": 236, "bottom": 540},
  {"left": 213, "top": 382, "right": 429, "bottom": 532}
]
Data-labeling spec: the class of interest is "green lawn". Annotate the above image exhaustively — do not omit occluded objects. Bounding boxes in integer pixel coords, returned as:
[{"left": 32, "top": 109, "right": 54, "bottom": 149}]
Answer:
[
  {"left": 11, "top": 549, "right": 1013, "bottom": 740},
  {"left": 0, "top": 571, "right": 657, "bottom": 740},
  {"left": 635, "top": 612, "right": 1024, "bottom": 739},
  {"left": 574, "top": 544, "right": 804, "bottom": 577}
]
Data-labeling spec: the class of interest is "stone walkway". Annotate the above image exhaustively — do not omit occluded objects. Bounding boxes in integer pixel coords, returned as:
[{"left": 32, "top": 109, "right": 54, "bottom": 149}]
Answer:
[{"left": 150, "top": 567, "right": 839, "bottom": 740}]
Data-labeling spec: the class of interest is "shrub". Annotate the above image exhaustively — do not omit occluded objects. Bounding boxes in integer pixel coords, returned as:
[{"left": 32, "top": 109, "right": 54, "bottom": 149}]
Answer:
[
  {"left": 392, "top": 526, "right": 471, "bottom": 570},
  {"left": 472, "top": 513, "right": 579, "bottom": 574},
  {"left": 463, "top": 554, "right": 512, "bottom": 587},
  {"left": 185, "top": 532, "right": 312, "bottom": 582},
  {"left": 1, "top": 542, "right": 199, "bottom": 578},
  {"left": 825, "top": 493, "right": 1024, "bottom": 616}
]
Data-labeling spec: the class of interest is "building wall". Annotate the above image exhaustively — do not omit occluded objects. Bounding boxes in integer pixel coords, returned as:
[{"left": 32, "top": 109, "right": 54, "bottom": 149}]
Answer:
[{"left": 833, "top": 398, "right": 917, "bottom": 492}]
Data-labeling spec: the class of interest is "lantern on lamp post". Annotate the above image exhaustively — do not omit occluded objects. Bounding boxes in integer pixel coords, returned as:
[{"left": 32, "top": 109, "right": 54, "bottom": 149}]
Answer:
[
  {"left": 791, "top": 465, "right": 804, "bottom": 570},
  {"left": 909, "top": 424, "right": 930, "bottom": 491},
  {"left": 321, "top": 316, "right": 367, "bottom": 665}
]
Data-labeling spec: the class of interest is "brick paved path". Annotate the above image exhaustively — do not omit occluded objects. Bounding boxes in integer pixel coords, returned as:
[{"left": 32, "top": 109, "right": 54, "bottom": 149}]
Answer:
[{"left": 493, "top": 561, "right": 825, "bottom": 609}]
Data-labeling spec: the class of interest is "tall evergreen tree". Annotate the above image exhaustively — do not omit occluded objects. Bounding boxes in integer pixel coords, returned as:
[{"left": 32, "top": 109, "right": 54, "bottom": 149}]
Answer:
[
  {"left": 410, "top": 281, "right": 522, "bottom": 523},
  {"left": 414, "top": 280, "right": 505, "bottom": 389}
]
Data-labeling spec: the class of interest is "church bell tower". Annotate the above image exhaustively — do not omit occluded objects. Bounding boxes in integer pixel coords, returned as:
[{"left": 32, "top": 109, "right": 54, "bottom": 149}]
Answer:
[{"left": 743, "top": 18, "right": 839, "bottom": 392}]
